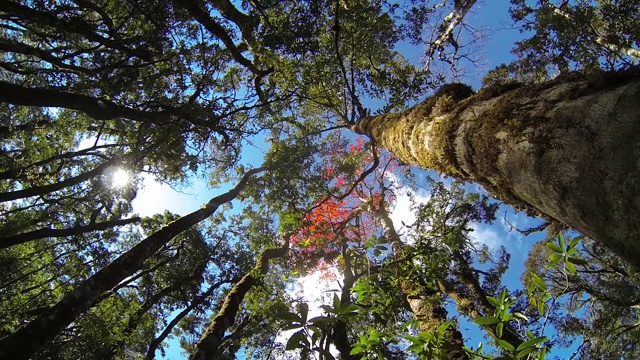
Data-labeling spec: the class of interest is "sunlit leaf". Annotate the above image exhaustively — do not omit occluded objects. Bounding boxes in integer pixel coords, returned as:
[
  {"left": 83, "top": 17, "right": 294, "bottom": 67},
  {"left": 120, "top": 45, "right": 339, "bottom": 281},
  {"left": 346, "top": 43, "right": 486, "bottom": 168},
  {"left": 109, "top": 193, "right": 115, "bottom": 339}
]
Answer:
[
  {"left": 475, "top": 316, "right": 501, "bottom": 325},
  {"left": 497, "top": 339, "right": 516, "bottom": 352}
]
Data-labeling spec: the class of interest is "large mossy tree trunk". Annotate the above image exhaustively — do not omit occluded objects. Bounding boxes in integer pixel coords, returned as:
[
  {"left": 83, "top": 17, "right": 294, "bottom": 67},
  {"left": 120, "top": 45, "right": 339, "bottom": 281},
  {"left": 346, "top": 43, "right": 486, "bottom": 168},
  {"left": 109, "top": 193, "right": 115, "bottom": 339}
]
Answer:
[{"left": 353, "top": 74, "right": 640, "bottom": 268}]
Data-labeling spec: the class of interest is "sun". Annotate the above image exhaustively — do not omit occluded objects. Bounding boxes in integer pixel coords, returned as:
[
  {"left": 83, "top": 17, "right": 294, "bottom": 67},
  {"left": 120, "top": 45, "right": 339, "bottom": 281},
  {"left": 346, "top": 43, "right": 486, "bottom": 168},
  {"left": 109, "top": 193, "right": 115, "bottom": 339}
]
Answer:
[{"left": 111, "top": 168, "right": 130, "bottom": 188}]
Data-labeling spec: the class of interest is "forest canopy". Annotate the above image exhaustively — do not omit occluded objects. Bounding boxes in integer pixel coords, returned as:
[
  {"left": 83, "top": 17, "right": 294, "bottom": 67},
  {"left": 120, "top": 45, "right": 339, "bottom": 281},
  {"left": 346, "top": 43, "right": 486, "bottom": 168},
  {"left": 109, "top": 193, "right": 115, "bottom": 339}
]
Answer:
[{"left": 0, "top": 0, "right": 639, "bottom": 359}]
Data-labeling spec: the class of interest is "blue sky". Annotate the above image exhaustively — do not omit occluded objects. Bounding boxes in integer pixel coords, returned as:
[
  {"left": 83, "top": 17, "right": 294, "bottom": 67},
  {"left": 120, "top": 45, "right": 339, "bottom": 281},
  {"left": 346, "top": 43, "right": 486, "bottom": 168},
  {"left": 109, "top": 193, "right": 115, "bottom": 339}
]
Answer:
[{"left": 123, "top": 1, "right": 582, "bottom": 358}]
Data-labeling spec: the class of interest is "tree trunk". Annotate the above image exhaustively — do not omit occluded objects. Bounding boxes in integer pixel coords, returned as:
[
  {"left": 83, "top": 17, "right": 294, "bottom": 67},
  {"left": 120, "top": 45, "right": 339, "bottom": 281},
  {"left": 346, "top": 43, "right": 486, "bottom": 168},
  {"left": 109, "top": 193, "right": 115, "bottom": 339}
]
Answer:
[
  {"left": 353, "top": 74, "right": 640, "bottom": 268},
  {"left": 367, "top": 204, "right": 468, "bottom": 360},
  {"left": 0, "top": 168, "right": 264, "bottom": 360},
  {"left": 189, "top": 236, "right": 289, "bottom": 360},
  {"left": 144, "top": 279, "right": 234, "bottom": 360}
]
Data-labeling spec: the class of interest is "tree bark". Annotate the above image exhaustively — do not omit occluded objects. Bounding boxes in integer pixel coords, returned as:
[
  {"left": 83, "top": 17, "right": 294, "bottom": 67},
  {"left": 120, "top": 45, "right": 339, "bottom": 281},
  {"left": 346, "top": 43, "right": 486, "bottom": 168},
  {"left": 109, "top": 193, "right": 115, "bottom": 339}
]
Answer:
[
  {"left": 0, "top": 167, "right": 264, "bottom": 360},
  {"left": 353, "top": 74, "right": 640, "bottom": 268},
  {"left": 0, "top": 81, "right": 176, "bottom": 122}
]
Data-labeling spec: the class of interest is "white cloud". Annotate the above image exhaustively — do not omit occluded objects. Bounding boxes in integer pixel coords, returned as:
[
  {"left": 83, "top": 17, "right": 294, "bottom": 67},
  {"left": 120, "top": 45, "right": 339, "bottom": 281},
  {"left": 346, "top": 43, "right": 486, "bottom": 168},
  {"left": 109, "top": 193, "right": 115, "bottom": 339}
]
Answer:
[
  {"left": 471, "top": 223, "right": 503, "bottom": 250},
  {"left": 385, "top": 172, "right": 431, "bottom": 238},
  {"left": 131, "top": 174, "right": 210, "bottom": 217},
  {"left": 277, "top": 267, "right": 341, "bottom": 358}
]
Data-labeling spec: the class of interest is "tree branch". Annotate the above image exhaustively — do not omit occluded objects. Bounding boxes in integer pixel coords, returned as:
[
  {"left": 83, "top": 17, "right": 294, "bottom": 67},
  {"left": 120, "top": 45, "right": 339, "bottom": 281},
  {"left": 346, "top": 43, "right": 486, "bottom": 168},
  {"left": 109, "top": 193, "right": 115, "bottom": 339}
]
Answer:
[
  {"left": 189, "top": 234, "right": 290, "bottom": 359},
  {"left": 175, "top": 0, "right": 263, "bottom": 75},
  {"left": 144, "top": 279, "right": 236, "bottom": 360},
  {"left": 0, "top": 156, "right": 122, "bottom": 203},
  {"left": 0, "top": 216, "right": 141, "bottom": 248},
  {"left": 0, "top": 167, "right": 265, "bottom": 360},
  {"left": 424, "top": 0, "right": 477, "bottom": 70}
]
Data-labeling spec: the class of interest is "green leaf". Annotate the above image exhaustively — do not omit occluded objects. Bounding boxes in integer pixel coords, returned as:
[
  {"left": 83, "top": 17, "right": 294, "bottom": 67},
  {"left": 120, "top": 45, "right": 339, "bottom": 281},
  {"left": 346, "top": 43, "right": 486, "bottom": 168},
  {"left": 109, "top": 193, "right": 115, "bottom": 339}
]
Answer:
[
  {"left": 475, "top": 316, "right": 501, "bottom": 325},
  {"left": 501, "top": 307, "right": 510, "bottom": 320},
  {"left": 497, "top": 339, "right": 516, "bottom": 352},
  {"left": 463, "top": 347, "right": 477, "bottom": 355},
  {"left": 309, "top": 325, "right": 322, "bottom": 336},
  {"left": 405, "top": 335, "right": 422, "bottom": 344},
  {"left": 297, "top": 303, "right": 309, "bottom": 323},
  {"left": 516, "top": 347, "right": 536, "bottom": 359},
  {"left": 339, "top": 303, "right": 360, "bottom": 314},
  {"left": 512, "top": 312, "right": 528, "bottom": 321},
  {"left": 499, "top": 288, "right": 507, "bottom": 303},
  {"left": 496, "top": 322, "right": 504, "bottom": 338},
  {"left": 546, "top": 243, "right": 563, "bottom": 254},
  {"left": 526, "top": 280, "right": 535, "bottom": 294},
  {"left": 319, "top": 305, "right": 337, "bottom": 314},
  {"left": 418, "top": 331, "right": 435, "bottom": 342},
  {"left": 537, "top": 300, "right": 546, "bottom": 316},
  {"left": 530, "top": 273, "right": 547, "bottom": 291},
  {"left": 568, "top": 237, "right": 582, "bottom": 250},
  {"left": 338, "top": 311, "right": 358, "bottom": 319},
  {"left": 558, "top": 233, "right": 566, "bottom": 251},
  {"left": 567, "top": 256, "right": 589, "bottom": 265},
  {"left": 516, "top": 337, "right": 548, "bottom": 352},
  {"left": 547, "top": 253, "right": 562, "bottom": 268},
  {"left": 286, "top": 330, "right": 306, "bottom": 351},
  {"left": 538, "top": 346, "right": 547, "bottom": 359},
  {"left": 364, "top": 235, "right": 377, "bottom": 248},
  {"left": 487, "top": 296, "right": 500, "bottom": 308},
  {"left": 277, "top": 311, "right": 302, "bottom": 323},
  {"left": 437, "top": 320, "right": 453, "bottom": 334},
  {"left": 368, "top": 329, "right": 383, "bottom": 341},
  {"left": 308, "top": 316, "right": 335, "bottom": 326},
  {"left": 565, "top": 260, "right": 577, "bottom": 274},
  {"left": 526, "top": 329, "right": 536, "bottom": 340}
]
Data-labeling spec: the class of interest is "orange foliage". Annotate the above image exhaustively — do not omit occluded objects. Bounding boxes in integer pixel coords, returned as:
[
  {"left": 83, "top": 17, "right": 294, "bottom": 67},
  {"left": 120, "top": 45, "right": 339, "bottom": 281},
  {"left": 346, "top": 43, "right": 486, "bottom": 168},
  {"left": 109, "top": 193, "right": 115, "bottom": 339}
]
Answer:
[{"left": 290, "top": 135, "right": 405, "bottom": 275}]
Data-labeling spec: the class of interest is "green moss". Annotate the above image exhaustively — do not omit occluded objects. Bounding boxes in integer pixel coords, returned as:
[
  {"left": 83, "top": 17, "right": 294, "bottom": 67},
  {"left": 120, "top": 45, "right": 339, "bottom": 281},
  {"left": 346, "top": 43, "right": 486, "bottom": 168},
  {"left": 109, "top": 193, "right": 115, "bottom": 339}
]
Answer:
[
  {"left": 358, "top": 70, "right": 639, "bottom": 218},
  {"left": 433, "top": 83, "right": 475, "bottom": 102},
  {"left": 421, "top": 83, "right": 545, "bottom": 211},
  {"left": 474, "top": 81, "right": 524, "bottom": 102},
  {"left": 386, "top": 83, "right": 475, "bottom": 175},
  {"left": 358, "top": 73, "right": 635, "bottom": 194}
]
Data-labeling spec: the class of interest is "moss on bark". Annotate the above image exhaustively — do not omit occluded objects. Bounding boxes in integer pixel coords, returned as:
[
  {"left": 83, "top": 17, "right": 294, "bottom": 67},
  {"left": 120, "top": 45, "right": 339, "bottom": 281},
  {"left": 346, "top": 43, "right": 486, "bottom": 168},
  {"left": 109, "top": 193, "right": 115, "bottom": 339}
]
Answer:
[{"left": 353, "top": 72, "right": 640, "bottom": 268}]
